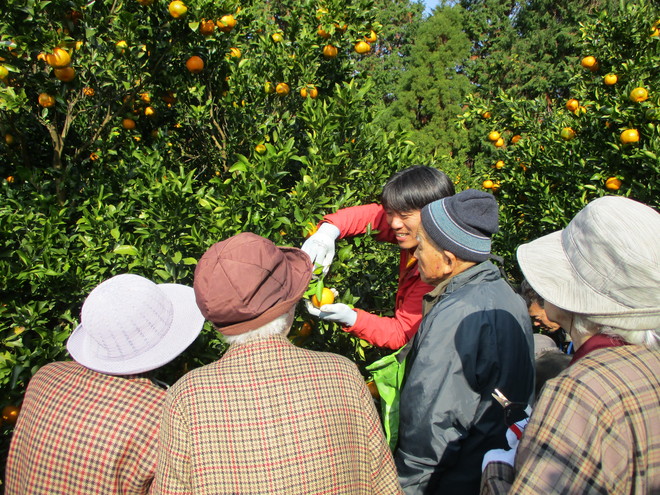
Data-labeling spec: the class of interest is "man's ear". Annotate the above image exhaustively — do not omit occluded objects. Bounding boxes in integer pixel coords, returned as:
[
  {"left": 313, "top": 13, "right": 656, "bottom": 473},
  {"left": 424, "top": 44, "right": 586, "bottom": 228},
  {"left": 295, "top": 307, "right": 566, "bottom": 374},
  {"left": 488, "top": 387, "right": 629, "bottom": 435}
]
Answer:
[{"left": 442, "top": 250, "right": 457, "bottom": 275}]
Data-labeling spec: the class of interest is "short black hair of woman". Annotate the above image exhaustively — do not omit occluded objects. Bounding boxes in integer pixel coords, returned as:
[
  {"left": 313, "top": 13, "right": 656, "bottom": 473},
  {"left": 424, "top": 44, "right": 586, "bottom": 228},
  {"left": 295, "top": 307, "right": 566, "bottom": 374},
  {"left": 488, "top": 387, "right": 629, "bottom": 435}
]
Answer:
[{"left": 381, "top": 165, "right": 455, "bottom": 213}]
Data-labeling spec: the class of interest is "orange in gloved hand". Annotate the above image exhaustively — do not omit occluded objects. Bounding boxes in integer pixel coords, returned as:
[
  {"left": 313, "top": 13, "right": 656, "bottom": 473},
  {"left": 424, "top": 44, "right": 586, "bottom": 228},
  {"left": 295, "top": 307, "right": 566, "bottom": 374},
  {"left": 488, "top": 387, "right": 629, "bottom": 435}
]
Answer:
[{"left": 312, "top": 287, "right": 335, "bottom": 308}]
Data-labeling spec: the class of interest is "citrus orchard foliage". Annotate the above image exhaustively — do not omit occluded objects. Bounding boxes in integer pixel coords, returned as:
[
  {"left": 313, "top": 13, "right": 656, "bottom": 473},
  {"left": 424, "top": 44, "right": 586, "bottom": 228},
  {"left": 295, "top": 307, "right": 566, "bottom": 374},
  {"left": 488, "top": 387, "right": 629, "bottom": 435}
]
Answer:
[
  {"left": 0, "top": 0, "right": 427, "bottom": 457},
  {"left": 459, "top": 1, "right": 659, "bottom": 272}
]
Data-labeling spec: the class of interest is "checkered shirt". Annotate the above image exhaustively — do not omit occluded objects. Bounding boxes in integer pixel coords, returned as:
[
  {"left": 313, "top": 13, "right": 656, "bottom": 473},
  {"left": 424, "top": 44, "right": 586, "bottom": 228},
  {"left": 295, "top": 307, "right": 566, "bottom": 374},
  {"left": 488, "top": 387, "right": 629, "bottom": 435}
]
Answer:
[
  {"left": 480, "top": 345, "right": 660, "bottom": 494},
  {"left": 5, "top": 361, "right": 166, "bottom": 494},
  {"left": 152, "top": 335, "right": 402, "bottom": 494}
]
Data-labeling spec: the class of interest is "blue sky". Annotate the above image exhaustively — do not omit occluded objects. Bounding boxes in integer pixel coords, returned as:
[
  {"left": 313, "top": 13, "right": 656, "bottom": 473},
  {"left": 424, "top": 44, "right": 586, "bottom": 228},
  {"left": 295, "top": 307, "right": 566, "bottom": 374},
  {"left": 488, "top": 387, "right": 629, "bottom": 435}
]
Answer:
[{"left": 423, "top": 0, "right": 442, "bottom": 15}]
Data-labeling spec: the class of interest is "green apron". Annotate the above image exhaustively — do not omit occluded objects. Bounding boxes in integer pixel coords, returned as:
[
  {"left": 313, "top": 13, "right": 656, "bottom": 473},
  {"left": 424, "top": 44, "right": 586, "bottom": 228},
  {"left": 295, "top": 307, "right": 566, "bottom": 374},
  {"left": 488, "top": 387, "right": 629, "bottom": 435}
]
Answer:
[{"left": 366, "top": 343, "right": 410, "bottom": 450}]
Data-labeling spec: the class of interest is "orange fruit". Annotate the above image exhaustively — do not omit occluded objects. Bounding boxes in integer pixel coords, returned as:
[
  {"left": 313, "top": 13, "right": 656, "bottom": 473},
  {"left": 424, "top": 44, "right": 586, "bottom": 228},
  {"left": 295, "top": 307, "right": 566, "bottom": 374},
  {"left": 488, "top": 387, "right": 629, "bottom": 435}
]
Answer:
[
  {"left": 605, "top": 177, "right": 622, "bottom": 191},
  {"left": 38, "top": 93, "right": 55, "bottom": 108},
  {"left": 487, "top": 131, "right": 500, "bottom": 142},
  {"left": 54, "top": 66, "right": 75, "bottom": 82},
  {"left": 303, "top": 222, "right": 318, "bottom": 238},
  {"left": 229, "top": 47, "right": 241, "bottom": 58},
  {"left": 144, "top": 106, "right": 155, "bottom": 116},
  {"left": 199, "top": 19, "right": 215, "bottom": 36},
  {"left": 365, "top": 30, "right": 378, "bottom": 43},
  {"left": 354, "top": 41, "right": 371, "bottom": 54},
  {"left": 6, "top": 175, "right": 15, "bottom": 183},
  {"left": 0, "top": 65, "right": 9, "bottom": 79},
  {"left": 566, "top": 99, "right": 579, "bottom": 112},
  {"left": 511, "top": 134, "right": 522, "bottom": 144},
  {"left": 45, "top": 47, "right": 71, "bottom": 68},
  {"left": 115, "top": 41, "right": 128, "bottom": 54},
  {"left": 366, "top": 380, "right": 380, "bottom": 399},
  {"left": 186, "top": 55, "right": 204, "bottom": 73},
  {"left": 255, "top": 144, "right": 266, "bottom": 154},
  {"left": 495, "top": 160, "right": 505, "bottom": 169},
  {"left": 140, "top": 92, "right": 151, "bottom": 103},
  {"left": 311, "top": 287, "right": 335, "bottom": 308},
  {"left": 491, "top": 182, "right": 501, "bottom": 192},
  {"left": 317, "top": 26, "right": 331, "bottom": 39},
  {"left": 494, "top": 137, "right": 505, "bottom": 147},
  {"left": 217, "top": 15, "right": 236, "bottom": 32},
  {"left": 482, "top": 111, "right": 491, "bottom": 119},
  {"left": 603, "top": 73, "right": 618, "bottom": 86},
  {"left": 83, "top": 86, "right": 95, "bottom": 96},
  {"left": 322, "top": 44, "right": 338, "bottom": 58},
  {"left": 629, "top": 87, "right": 648, "bottom": 103},
  {"left": 264, "top": 81, "right": 275, "bottom": 94},
  {"left": 300, "top": 86, "right": 319, "bottom": 99},
  {"left": 560, "top": 127, "right": 576, "bottom": 141},
  {"left": 122, "top": 118, "right": 136, "bottom": 130},
  {"left": 5, "top": 133, "right": 15, "bottom": 145},
  {"left": 275, "top": 82, "right": 290, "bottom": 95},
  {"left": 620, "top": 129, "right": 639, "bottom": 144},
  {"left": 482, "top": 180, "right": 494, "bottom": 189},
  {"left": 580, "top": 56, "right": 598, "bottom": 71},
  {"left": 298, "top": 321, "right": 314, "bottom": 337},
  {"left": 2, "top": 405, "right": 20, "bottom": 425},
  {"left": 271, "top": 33, "right": 284, "bottom": 43},
  {"left": 168, "top": 0, "right": 187, "bottom": 18}
]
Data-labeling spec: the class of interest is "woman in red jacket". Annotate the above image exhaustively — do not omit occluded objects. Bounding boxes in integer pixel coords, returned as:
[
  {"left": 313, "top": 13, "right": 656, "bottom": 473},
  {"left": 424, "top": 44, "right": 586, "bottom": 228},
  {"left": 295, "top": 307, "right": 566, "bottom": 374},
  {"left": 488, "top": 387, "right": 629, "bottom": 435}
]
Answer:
[{"left": 301, "top": 165, "right": 454, "bottom": 349}]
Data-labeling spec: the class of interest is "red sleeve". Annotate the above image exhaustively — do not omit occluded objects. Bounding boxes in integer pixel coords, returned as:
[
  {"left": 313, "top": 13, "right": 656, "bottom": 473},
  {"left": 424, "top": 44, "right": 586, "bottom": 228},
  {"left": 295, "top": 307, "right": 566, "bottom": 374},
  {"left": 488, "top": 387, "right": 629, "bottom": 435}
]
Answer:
[
  {"left": 342, "top": 273, "right": 432, "bottom": 350},
  {"left": 322, "top": 204, "right": 396, "bottom": 243}
]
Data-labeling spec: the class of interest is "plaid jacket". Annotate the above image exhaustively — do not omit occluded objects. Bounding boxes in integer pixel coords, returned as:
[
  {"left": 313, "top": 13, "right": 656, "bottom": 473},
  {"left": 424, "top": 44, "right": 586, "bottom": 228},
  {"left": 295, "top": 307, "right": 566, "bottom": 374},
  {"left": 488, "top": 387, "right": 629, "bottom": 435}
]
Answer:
[
  {"left": 480, "top": 345, "right": 660, "bottom": 494},
  {"left": 152, "top": 335, "right": 402, "bottom": 494},
  {"left": 5, "top": 360, "right": 166, "bottom": 494}
]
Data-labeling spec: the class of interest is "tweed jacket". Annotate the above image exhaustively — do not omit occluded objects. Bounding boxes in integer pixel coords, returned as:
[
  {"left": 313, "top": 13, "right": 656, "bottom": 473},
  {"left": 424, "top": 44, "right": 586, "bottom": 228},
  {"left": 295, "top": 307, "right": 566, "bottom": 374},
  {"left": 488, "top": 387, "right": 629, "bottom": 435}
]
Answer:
[
  {"left": 480, "top": 345, "right": 660, "bottom": 494},
  {"left": 5, "top": 360, "right": 166, "bottom": 494},
  {"left": 152, "top": 334, "right": 402, "bottom": 494}
]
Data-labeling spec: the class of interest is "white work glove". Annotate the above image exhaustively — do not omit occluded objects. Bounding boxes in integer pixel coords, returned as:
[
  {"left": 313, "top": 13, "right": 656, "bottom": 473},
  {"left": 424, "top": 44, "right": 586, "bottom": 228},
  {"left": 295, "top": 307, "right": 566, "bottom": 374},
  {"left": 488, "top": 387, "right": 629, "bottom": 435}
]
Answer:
[
  {"left": 300, "top": 223, "right": 340, "bottom": 275},
  {"left": 481, "top": 416, "right": 529, "bottom": 471},
  {"left": 305, "top": 300, "right": 357, "bottom": 327}
]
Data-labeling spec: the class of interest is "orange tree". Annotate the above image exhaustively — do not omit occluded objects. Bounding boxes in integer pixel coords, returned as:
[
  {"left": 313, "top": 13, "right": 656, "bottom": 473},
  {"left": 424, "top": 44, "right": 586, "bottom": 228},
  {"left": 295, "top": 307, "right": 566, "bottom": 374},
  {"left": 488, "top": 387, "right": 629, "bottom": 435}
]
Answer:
[
  {"left": 0, "top": 0, "right": 427, "bottom": 465},
  {"left": 457, "top": 0, "right": 659, "bottom": 276}
]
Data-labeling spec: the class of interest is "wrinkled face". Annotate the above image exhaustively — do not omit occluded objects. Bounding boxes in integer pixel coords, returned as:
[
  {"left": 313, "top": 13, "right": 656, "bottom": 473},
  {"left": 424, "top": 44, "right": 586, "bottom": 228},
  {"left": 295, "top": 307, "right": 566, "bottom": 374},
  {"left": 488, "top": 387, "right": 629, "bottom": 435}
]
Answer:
[
  {"left": 414, "top": 226, "right": 451, "bottom": 286},
  {"left": 543, "top": 302, "right": 571, "bottom": 331},
  {"left": 528, "top": 301, "right": 562, "bottom": 332},
  {"left": 385, "top": 209, "right": 422, "bottom": 250}
]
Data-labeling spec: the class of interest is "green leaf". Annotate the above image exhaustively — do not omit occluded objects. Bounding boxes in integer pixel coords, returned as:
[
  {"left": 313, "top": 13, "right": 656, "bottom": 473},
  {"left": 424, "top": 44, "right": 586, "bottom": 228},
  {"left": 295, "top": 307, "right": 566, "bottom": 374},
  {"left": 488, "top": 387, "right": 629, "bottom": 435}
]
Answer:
[{"left": 113, "top": 245, "right": 138, "bottom": 256}]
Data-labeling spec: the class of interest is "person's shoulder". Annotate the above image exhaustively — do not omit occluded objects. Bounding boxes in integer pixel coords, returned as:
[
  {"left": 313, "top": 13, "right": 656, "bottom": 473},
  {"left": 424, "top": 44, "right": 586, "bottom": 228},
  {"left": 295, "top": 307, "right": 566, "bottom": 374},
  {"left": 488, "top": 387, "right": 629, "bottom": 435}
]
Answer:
[
  {"left": 578, "top": 344, "right": 660, "bottom": 374},
  {"left": 292, "top": 345, "right": 361, "bottom": 372},
  {"left": 31, "top": 360, "right": 83, "bottom": 381},
  {"left": 170, "top": 359, "right": 221, "bottom": 389},
  {"left": 545, "top": 345, "right": 660, "bottom": 403}
]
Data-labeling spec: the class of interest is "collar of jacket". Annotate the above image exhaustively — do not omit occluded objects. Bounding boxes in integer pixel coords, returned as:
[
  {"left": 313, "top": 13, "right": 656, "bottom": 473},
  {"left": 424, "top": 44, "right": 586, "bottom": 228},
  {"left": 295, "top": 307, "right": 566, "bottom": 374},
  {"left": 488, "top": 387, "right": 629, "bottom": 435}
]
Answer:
[{"left": 422, "top": 261, "right": 500, "bottom": 316}]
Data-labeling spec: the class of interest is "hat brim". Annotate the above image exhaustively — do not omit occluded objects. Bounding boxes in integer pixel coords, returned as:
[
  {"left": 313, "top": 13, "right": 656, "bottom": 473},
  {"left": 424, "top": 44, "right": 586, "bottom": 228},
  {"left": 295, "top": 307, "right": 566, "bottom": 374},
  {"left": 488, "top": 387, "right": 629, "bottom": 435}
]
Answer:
[
  {"left": 517, "top": 231, "right": 660, "bottom": 330},
  {"left": 67, "top": 283, "right": 204, "bottom": 375},
  {"left": 217, "top": 247, "right": 312, "bottom": 336}
]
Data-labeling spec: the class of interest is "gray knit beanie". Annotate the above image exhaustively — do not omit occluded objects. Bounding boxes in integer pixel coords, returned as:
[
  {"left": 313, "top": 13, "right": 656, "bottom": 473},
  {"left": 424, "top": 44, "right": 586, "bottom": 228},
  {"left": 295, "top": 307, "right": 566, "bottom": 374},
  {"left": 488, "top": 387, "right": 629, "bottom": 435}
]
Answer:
[{"left": 420, "top": 189, "right": 499, "bottom": 262}]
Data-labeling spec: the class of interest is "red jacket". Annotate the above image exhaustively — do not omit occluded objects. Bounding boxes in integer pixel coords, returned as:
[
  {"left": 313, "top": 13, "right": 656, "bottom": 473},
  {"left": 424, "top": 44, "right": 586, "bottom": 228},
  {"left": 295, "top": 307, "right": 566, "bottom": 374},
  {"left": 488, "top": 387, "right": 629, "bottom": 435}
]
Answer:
[{"left": 323, "top": 203, "right": 434, "bottom": 350}]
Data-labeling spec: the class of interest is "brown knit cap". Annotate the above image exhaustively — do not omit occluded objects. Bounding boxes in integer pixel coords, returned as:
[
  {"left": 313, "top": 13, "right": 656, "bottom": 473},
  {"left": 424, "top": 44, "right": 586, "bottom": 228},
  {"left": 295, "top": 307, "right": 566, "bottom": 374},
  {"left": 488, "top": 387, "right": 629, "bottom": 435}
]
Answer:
[{"left": 194, "top": 232, "right": 313, "bottom": 335}]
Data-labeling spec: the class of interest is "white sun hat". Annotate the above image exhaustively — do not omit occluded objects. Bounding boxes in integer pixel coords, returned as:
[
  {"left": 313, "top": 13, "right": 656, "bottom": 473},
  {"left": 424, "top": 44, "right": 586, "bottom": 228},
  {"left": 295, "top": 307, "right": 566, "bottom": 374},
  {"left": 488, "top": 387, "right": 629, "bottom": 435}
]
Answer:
[
  {"left": 517, "top": 196, "right": 660, "bottom": 331},
  {"left": 67, "top": 274, "right": 205, "bottom": 375}
]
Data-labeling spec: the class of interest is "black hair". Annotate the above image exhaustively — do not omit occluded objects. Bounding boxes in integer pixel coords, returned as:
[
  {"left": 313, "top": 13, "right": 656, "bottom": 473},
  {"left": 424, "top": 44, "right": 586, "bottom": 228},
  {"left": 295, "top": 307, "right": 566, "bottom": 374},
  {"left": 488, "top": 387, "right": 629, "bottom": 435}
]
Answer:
[
  {"left": 520, "top": 278, "right": 544, "bottom": 309},
  {"left": 380, "top": 165, "right": 455, "bottom": 213}
]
